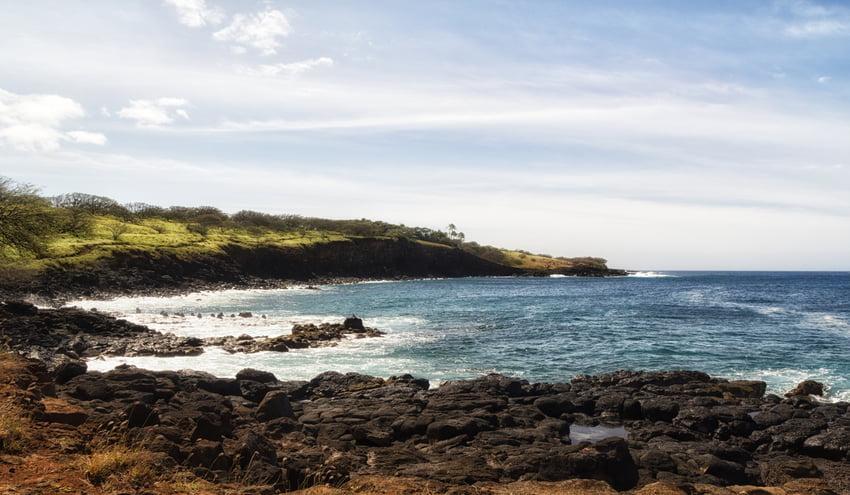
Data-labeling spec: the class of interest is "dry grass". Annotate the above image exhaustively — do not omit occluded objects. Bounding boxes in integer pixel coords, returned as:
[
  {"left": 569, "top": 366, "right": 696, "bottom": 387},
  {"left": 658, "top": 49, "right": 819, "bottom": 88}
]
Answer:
[
  {"left": 80, "top": 444, "right": 161, "bottom": 486},
  {"left": 155, "top": 471, "right": 220, "bottom": 494},
  {"left": 0, "top": 400, "right": 29, "bottom": 454}
]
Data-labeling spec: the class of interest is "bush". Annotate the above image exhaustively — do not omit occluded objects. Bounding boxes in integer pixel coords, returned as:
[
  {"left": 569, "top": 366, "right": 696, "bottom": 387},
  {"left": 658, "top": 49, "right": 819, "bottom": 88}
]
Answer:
[
  {"left": 106, "top": 220, "right": 129, "bottom": 241},
  {"left": 0, "top": 177, "right": 62, "bottom": 256}
]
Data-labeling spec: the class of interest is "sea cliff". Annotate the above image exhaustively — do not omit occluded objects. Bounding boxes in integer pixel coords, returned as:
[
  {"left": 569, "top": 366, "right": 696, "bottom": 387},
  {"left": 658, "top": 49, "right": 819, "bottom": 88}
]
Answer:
[{"left": 1, "top": 237, "right": 625, "bottom": 303}]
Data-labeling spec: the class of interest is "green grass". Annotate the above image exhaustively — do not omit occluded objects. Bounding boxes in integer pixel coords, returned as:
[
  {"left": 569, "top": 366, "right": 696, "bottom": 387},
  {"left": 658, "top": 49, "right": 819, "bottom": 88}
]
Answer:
[
  {"left": 2, "top": 216, "right": 352, "bottom": 271},
  {"left": 0, "top": 215, "right": 609, "bottom": 275},
  {"left": 500, "top": 250, "right": 574, "bottom": 271}
]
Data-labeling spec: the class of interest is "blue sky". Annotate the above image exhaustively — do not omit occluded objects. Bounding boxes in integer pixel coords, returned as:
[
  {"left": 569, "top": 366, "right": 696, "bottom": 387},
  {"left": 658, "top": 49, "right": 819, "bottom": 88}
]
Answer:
[{"left": 1, "top": 0, "right": 849, "bottom": 270}]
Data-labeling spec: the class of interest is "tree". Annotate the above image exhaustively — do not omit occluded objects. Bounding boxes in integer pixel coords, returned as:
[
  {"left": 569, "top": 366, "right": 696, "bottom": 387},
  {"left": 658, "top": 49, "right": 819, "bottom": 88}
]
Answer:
[
  {"left": 51, "top": 192, "right": 129, "bottom": 234},
  {"left": 446, "top": 223, "right": 465, "bottom": 246},
  {"left": 0, "top": 177, "right": 61, "bottom": 256},
  {"left": 106, "top": 220, "right": 129, "bottom": 241}
]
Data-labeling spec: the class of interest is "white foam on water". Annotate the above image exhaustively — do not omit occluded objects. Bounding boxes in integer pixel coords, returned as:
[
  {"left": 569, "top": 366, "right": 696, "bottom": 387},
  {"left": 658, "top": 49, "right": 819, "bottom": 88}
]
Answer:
[
  {"left": 802, "top": 312, "right": 850, "bottom": 331},
  {"left": 628, "top": 271, "right": 674, "bottom": 278},
  {"left": 727, "top": 367, "right": 850, "bottom": 403},
  {"left": 86, "top": 324, "right": 440, "bottom": 380}
]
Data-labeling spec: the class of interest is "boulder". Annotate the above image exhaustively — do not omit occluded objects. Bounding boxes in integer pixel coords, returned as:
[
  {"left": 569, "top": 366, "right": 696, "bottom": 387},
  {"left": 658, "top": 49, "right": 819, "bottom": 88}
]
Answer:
[
  {"left": 343, "top": 316, "right": 365, "bottom": 331},
  {"left": 641, "top": 399, "right": 679, "bottom": 422},
  {"left": 786, "top": 380, "right": 825, "bottom": 397},
  {"left": 239, "top": 380, "right": 269, "bottom": 402},
  {"left": 256, "top": 390, "right": 293, "bottom": 421},
  {"left": 802, "top": 426, "right": 850, "bottom": 459},
  {"left": 52, "top": 356, "right": 87, "bottom": 384},
  {"left": 236, "top": 368, "right": 278, "bottom": 384},
  {"left": 534, "top": 394, "right": 577, "bottom": 417},
  {"left": 125, "top": 401, "right": 159, "bottom": 428}
]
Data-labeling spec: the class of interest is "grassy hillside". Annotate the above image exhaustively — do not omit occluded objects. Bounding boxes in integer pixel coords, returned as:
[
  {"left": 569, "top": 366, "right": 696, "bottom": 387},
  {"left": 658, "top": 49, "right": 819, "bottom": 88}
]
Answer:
[
  {"left": 2, "top": 215, "right": 607, "bottom": 276},
  {"left": 0, "top": 181, "right": 619, "bottom": 285},
  {"left": 2, "top": 216, "right": 350, "bottom": 270}
]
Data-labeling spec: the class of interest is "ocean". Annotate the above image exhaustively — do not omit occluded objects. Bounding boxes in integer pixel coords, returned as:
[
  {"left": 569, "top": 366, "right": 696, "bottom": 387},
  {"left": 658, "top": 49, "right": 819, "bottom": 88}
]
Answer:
[{"left": 74, "top": 272, "right": 850, "bottom": 400}]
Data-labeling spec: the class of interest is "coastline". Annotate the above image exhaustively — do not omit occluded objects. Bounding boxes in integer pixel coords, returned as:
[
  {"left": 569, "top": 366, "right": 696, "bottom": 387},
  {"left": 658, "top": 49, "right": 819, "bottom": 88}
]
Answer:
[
  {"left": 0, "top": 237, "right": 626, "bottom": 306},
  {"left": 1, "top": 301, "right": 848, "bottom": 493}
]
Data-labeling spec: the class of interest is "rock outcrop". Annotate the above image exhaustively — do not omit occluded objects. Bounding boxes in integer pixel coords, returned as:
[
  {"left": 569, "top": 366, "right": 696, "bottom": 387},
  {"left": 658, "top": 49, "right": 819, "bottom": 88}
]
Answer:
[
  {"left": 2, "top": 357, "right": 846, "bottom": 493},
  {"left": 0, "top": 302, "right": 385, "bottom": 366}
]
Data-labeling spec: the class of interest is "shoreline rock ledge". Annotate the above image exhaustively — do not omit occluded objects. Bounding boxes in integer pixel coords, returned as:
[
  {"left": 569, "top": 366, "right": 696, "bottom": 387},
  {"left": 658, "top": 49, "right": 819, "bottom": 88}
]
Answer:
[{"left": 0, "top": 302, "right": 385, "bottom": 371}]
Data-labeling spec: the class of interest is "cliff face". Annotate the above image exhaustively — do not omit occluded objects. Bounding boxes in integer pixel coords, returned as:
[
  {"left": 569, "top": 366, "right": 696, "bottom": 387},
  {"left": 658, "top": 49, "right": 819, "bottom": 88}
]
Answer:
[
  {"left": 222, "top": 238, "right": 520, "bottom": 279},
  {"left": 7, "top": 238, "right": 521, "bottom": 300}
]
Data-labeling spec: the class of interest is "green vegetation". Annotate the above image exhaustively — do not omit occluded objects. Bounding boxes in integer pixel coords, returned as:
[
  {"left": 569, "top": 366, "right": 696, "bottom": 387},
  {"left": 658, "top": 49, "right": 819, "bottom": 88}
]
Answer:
[{"left": 0, "top": 177, "right": 607, "bottom": 274}]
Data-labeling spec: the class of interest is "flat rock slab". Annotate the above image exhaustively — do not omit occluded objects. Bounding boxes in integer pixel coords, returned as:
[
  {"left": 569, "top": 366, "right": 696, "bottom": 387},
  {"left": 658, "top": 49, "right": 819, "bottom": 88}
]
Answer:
[{"left": 41, "top": 397, "right": 88, "bottom": 426}]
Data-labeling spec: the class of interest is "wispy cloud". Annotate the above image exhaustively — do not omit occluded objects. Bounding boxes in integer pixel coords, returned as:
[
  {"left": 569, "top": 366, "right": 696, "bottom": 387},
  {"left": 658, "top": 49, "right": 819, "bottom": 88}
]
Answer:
[
  {"left": 0, "top": 88, "right": 105, "bottom": 151},
  {"left": 786, "top": 19, "right": 850, "bottom": 37},
  {"left": 163, "top": 0, "right": 224, "bottom": 28},
  {"left": 213, "top": 8, "right": 291, "bottom": 55},
  {"left": 782, "top": 0, "right": 850, "bottom": 38},
  {"left": 237, "top": 57, "right": 334, "bottom": 77},
  {"left": 117, "top": 97, "right": 190, "bottom": 127}
]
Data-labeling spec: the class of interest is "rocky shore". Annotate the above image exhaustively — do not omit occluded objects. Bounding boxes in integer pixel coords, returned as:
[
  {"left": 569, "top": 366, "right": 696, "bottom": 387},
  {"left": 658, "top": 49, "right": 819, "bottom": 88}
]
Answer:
[
  {"left": 2, "top": 301, "right": 848, "bottom": 494},
  {"left": 0, "top": 302, "right": 384, "bottom": 372}
]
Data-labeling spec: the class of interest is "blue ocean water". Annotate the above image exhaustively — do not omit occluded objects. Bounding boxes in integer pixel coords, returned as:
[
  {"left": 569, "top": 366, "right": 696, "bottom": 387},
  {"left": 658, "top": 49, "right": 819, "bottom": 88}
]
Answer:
[{"left": 78, "top": 272, "right": 850, "bottom": 399}]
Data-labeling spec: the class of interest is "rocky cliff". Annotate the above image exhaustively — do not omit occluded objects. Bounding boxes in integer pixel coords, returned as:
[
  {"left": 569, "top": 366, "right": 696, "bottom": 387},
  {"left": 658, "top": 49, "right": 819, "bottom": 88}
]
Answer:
[{"left": 2, "top": 237, "right": 623, "bottom": 302}]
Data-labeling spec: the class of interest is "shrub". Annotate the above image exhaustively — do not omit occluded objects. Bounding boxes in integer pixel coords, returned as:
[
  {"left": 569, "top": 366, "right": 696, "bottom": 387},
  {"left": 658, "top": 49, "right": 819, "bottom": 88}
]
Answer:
[
  {"left": 106, "top": 221, "right": 130, "bottom": 241},
  {"left": 0, "top": 177, "right": 62, "bottom": 257}
]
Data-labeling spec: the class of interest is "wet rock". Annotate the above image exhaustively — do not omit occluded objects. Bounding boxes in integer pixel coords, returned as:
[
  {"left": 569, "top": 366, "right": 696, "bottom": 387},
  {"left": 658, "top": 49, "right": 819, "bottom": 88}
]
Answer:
[
  {"left": 786, "top": 380, "right": 826, "bottom": 397},
  {"left": 718, "top": 380, "right": 767, "bottom": 398},
  {"left": 342, "top": 315, "right": 365, "bottom": 331}
]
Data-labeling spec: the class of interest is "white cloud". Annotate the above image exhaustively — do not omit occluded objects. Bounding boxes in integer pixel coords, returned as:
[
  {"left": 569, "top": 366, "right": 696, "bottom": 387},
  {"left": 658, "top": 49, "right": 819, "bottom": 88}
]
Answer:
[
  {"left": 163, "top": 0, "right": 224, "bottom": 28},
  {"left": 0, "top": 88, "right": 104, "bottom": 151},
  {"left": 117, "top": 98, "right": 190, "bottom": 127},
  {"left": 786, "top": 19, "right": 850, "bottom": 37},
  {"left": 213, "top": 9, "right": 291, "bottom": 55},
  {"left": 238, "top": 57, "right": 334, "bottom": 77},
  {"left": 817, "top": 75, "right": 832, "bottom": 83},
  {"left": 67, "top": 130, "right": 107, "bottom": 145}
]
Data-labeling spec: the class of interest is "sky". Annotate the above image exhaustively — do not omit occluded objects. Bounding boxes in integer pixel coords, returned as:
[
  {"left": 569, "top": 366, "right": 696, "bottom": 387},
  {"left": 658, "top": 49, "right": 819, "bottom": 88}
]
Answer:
[{"left": 1, "top": 0, "right": 849, "bottom": 270}]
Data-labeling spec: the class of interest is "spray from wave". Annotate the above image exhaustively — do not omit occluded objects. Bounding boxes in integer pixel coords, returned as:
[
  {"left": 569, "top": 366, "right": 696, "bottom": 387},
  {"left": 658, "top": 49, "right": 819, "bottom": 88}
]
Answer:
[{"left": 628, "top": 271, "right": 674, "bottom": 278}]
